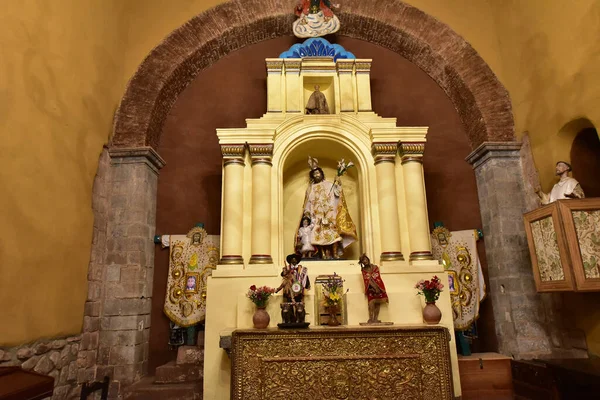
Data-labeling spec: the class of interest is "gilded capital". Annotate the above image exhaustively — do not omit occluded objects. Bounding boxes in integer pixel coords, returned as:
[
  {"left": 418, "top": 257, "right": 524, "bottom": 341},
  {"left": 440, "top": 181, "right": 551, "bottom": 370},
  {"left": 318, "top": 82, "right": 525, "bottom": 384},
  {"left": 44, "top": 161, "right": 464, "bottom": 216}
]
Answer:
[
  {"left": 371, "top": 142, "right": 397, "bottom": 164},
  {"left": 248, "top": 143, "right": 274, "bottom": 166},
  {"left": 221, "top": 144, "right": 246, "bottom": 166},
  {"left": 266, "top": 59, "right": 284, "bottom": 73},
  {"left": 336, "top": 60, "right": 354, "bottom": 73},
  {"left": 283, "top": 59, "right": 301, "bottom": 72},
  {"left": 355, "top": 61, "right": 372, "bottom": 73},
  {"left": 398, "top": 142, "right": 425, "bottom": 164}
]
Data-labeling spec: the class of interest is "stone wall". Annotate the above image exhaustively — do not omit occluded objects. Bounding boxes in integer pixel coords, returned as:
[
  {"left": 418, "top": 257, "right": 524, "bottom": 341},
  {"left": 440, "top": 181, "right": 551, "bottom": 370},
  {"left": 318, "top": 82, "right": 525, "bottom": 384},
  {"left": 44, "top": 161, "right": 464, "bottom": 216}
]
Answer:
[
  {"left": 0, "top": 335, "right": 84, "bottom": 398},
  {"left": 466, "top": 142, "right": 588, "bottom": 359}
]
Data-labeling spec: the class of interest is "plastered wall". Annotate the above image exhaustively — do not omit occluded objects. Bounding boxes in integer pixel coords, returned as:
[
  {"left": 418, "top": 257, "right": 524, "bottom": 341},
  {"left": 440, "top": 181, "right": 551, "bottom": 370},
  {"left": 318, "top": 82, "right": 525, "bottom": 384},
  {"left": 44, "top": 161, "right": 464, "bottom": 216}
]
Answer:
[{"left": 2, "top": 0, "right": 600, "bottom": 355}]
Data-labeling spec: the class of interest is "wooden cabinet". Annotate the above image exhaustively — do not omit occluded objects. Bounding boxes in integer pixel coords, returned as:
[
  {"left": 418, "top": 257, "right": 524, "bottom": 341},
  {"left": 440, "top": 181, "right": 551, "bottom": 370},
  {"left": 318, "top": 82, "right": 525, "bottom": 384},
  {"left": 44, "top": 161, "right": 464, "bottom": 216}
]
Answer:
[{"left": 523, "top": 198, "right": 600, "bottom": 292}]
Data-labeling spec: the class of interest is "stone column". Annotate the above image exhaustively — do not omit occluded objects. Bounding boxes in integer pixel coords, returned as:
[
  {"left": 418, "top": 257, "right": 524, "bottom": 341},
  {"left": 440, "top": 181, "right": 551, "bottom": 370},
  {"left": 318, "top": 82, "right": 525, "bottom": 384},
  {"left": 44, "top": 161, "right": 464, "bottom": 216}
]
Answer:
[
  {"left": 398, "top": 142, "right": 433, "bottom": 261},
  {"left": 248, "top": 144, "right": 274, "bottom": 264},
  {"left": 466, "top": 142, "right": 553, "bottom": 358},
  {"left": 219, "top": 144, "right": 246, "bottom": 265},
  {"left": 372, "top": 143, "right": 404, "bottom": 261},
  {"left": 266, "top": 59, "right": 283, "bottom": 113},
  {"left": 100, "top": 146, "right": 165, "bottom": 387}
]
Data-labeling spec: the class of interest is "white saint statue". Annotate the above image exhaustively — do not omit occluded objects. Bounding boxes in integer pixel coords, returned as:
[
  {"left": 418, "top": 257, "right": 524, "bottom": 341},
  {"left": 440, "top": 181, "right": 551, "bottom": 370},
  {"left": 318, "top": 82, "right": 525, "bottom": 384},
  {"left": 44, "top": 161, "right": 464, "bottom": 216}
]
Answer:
[
  {"left": 296, "top": 156, "right": 357, "bottom": 259},
  {"left": 536, "top": 161, "right": 585, "bottom": 205}
]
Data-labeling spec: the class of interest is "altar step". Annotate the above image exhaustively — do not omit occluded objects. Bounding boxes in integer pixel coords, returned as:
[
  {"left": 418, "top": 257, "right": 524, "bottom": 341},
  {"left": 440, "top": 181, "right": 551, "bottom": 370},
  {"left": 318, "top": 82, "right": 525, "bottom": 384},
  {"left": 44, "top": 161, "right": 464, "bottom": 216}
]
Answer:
[
  {"left": 458, "top": 352, "right": 514, "bottom": 400},
  {"left": 123, "top": 377, "right": 202, "bottom": 400},
  {"left": 124, "top": 332, "right": 205, "bottom": 399}
]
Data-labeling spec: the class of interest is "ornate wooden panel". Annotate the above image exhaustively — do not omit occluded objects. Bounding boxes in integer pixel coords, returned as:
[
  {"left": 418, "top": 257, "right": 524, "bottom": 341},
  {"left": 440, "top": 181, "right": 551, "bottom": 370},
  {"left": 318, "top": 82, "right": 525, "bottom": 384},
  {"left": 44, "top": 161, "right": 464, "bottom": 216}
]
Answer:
[{"left": 231, "top": 326, "right": 453, "bottom": 400}]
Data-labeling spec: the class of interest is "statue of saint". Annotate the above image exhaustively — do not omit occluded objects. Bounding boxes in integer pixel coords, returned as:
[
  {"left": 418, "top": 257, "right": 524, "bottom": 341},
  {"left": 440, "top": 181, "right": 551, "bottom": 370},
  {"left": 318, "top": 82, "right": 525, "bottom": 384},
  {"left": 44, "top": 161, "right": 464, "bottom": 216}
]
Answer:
[
  {"left": 297, "top": 156, "right": 357, "bottom": 259},
  {"left": 293, "top": 1, "right": 340, "bottom": 38},
  {"left": 359, "top": 254, "right": 389, "bottom": 324},
  {"left": 305, "top": 85, "right": 330, "bottom": 114},
  {"left": 275, "top": 254, "right": 310, "bottom": 325},
  {"left": 535, "top": 161, "right": 585, "bottom": 205}
]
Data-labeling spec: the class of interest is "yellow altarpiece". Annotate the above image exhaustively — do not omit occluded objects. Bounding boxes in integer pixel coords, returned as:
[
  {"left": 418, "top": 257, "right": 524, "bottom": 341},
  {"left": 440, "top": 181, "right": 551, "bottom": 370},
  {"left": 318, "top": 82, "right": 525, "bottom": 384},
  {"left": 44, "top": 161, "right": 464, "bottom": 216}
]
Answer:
[{"left": 203, "top": 46, "right": 461, "bottom": 399}]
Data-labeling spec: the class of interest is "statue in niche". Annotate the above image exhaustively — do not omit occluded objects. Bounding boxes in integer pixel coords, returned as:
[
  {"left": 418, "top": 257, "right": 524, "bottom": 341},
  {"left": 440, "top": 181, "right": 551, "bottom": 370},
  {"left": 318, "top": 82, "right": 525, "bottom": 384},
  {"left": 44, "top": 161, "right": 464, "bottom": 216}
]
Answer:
[
  {"left": 305, "top": 85, "right": 330, "bottom": 114},
  {"left": 276, "top": 254, "right": 310, "bottom": 328},
  {"left": 297, "top": 215, "right": 316, "bottom": 258},
  {"left": 293, "top": 1, "right": 340, "bottom": 38},
  {"left": 535, "top": 161, "right": 585, "bottom": 205},
  {"left": 358, "top": 254, "right": 392, "bottom": 325},
  {"left": 296, "top": 156, "right": 357, "bottom": 259}
]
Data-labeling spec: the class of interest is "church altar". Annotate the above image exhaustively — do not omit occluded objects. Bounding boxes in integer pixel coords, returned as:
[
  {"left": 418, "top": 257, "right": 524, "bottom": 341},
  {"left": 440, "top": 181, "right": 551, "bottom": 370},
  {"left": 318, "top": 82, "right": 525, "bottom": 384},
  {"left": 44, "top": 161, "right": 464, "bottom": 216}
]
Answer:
[
  {"left": 203, "top": 38, "right": 461, "bottom": 399},
  {"left": 229, "top": 325, "right": 454, "bottom": 400}
]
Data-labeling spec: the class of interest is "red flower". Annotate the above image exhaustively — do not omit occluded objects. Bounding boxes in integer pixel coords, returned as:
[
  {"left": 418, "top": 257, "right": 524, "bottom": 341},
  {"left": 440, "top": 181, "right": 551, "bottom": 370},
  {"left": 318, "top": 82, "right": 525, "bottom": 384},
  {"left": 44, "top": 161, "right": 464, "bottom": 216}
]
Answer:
[{"left": 250, "top": 285, "right": 257, "bottom": 291}]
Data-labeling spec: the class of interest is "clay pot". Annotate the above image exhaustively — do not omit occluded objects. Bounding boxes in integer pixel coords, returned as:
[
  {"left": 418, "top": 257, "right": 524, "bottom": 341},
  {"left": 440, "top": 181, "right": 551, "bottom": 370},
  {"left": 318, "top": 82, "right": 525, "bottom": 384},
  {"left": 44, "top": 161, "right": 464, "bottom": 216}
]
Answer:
[
  {"left": 326, "top": 305, "right": 341, "bottom": 326},
  {"left": 253, "top": 306, "right": 270, "bottom": 329},
  {"left": 423, "top": 302, "right": 442, "bottom": 325}
]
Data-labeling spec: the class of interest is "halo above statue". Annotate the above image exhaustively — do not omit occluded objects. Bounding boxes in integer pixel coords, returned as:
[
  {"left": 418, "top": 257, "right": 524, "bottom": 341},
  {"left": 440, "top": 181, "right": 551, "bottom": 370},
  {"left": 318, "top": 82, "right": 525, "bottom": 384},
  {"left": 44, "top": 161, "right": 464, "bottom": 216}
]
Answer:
[{"left": 293, "top": 0, "right": 341, "bottom": 38}]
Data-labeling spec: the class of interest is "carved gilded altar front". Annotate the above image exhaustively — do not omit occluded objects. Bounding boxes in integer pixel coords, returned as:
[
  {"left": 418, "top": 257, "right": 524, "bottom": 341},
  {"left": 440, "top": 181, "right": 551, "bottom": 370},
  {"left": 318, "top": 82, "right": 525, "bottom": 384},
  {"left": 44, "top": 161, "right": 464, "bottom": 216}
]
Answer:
[{"left": 231, "top": 326, "right": 453, "bottom": 400}]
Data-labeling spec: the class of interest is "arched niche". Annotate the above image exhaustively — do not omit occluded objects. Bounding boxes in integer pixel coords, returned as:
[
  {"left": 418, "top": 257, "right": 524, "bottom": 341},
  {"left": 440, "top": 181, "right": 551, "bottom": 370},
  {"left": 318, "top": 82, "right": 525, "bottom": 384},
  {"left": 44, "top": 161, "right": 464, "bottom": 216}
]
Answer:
[
  {"left": 272, "top": 116, "right": 379, "bottom": 265},
  {"left": 281, "top": 137, "right": 362, "bottom": 260}
]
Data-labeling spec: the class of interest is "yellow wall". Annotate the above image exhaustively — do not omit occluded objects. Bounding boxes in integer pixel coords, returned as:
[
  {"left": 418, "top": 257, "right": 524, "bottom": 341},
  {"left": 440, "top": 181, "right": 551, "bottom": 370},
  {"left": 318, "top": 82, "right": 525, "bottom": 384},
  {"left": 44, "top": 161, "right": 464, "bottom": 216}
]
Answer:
[
  {"left": 3, "top": 0, "right": 600, "bottom": 353},
  {"left": 0, "top": 0, "right": 130, "bottom": 345}
]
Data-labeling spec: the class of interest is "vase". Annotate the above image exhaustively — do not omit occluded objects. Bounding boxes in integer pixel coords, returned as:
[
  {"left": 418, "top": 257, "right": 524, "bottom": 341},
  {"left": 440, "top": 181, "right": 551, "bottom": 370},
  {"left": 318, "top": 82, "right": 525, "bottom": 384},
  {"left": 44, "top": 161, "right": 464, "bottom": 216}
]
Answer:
[
  {"left": 326, "top": 305, "right": 341, "bottom": 326},
  {"left": 423, "top": 302, "right": 442, "bottom": 325},
  {"left": 253, "top": 306, "right": 270, "bottom": 329}
]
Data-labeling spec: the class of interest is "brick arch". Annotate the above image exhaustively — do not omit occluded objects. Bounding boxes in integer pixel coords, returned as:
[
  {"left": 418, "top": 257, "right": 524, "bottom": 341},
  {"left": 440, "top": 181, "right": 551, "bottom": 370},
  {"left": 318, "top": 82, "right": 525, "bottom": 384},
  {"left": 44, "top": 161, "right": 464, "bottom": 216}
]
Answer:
[{"left": 112, "top": 0, "right": 514, "bottom": 150}]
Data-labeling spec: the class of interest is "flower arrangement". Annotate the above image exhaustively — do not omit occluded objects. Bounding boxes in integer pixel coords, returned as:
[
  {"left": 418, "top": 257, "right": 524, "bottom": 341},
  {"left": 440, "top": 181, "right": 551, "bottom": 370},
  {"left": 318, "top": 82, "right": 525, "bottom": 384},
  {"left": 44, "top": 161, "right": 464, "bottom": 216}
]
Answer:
[
  {"left": 247, "top": 285, "right": 275, "bottom": 308},
  {"left": 321, "top": 273, "right": 347, "bottom": 307},
  {"left": 415, "top": 276, "right": 444, "bottom": 303}
]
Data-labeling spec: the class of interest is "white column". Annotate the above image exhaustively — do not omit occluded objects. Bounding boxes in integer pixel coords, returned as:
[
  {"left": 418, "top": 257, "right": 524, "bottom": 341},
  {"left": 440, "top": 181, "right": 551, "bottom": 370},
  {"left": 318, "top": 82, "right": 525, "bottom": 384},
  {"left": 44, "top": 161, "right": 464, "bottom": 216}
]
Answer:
[
  {"left": 399, "top": 142, "right": 433, "bottom": 261},
  {"left": 248, "top": 144, "right": 274, "bottom": 264},
  {"left": 372, "top": 143, "right": 404, "bottom": 262},
  {"left": 220, "top": 144, "right": 245, "bottom": 264}
]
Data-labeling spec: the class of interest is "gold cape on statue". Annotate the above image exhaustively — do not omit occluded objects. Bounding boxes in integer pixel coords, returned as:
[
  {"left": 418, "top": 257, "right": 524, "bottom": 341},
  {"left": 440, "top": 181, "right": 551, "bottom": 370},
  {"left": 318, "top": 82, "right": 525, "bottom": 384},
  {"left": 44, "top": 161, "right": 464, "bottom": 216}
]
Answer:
[
  {"left": 295, "top": 178, "right": 357, "bottom": 251},
  {"left": 431, "top": 228, "right": 486, "bottom": 330},
  {"left": 163, "top": 226, "right": 219, "bottom": 327}
]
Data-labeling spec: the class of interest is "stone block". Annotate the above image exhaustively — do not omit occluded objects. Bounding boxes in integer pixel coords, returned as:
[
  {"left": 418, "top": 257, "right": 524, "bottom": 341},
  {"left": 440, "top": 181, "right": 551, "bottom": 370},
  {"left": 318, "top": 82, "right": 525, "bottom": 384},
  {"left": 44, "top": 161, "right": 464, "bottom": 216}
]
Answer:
[
  {"left": 67, "top": 361, "right": 78, "bottom": 382},
  {"left": 83, "top": 316, "right": 100, "bottom": 332},
  {"left": 176, "top": 346, "right": 204, "bottom": 365},
  {"left": 103, "top": 298, "right": 151, "bottom": 316},
  {"left": 155, "top": 361, "right": 203, "bottom": 383},
  {"left": 120, "top": 266, "right": 146, "bottom": 283},
  {"left": 21, "top": 355, "right": 39, "bottom": 370},
  {"left": 49, "top": 351, "right": 61, "bottom": 368},
  {"left": 84, "top": 301, "right": 101, "bottom": 317},
  {"left": 0, "top": 349, "right": 11, "bottom": 361},
  {"left": 97, "top": 347, "right": 110, "bottom": 365},
  {"left": 103, "top": 315, "right": 149, "bottom": 331},
  {"left": 34, "top": 355, "right": 54, "bottom": 375},
  {"left": 96, "top": 365, "right": 115, "bottom": 380},
  {"left": 100, "top": 330, "right": 144, "bottom": 347},
  {"left": 114, "top": 363, "right": 143, "bottom": 383},
  {"left": 109, "top": 344, "right": 144, "bottom": 365},
  {"left": 77, "top": 367, "right": 96, "bottom": 384},
  {"left": 87, "top": 281, "right": 102, "bottom": 301},
  {"left": 106, "top": 251, "right": 128, "bottom": 266},
  {"left": 34, "top": 342, "right": 51, "bottom": 355},
  {"left": 53, "top": 385, "right": 70, "bottom": 399},
  {"left": 16, "top": 347, "right": 34, "bottom": 360},
  {"left": 51, "top": 339, "right": 68, "bottom": 350},
  {"left": 127, "top": 224, "right": 150, "bottom": 238},
  {"left": 59, "top": 366, "right": 69, "bottom": 385},
  {"left": 105, "top": 281, "right": 147, "bottom": 299},
  {"left": 77, "top": 350, "right": 97, "bottom": 369},
  {"left": 127, "top": 251, "right": 146, "bottom": 266}
]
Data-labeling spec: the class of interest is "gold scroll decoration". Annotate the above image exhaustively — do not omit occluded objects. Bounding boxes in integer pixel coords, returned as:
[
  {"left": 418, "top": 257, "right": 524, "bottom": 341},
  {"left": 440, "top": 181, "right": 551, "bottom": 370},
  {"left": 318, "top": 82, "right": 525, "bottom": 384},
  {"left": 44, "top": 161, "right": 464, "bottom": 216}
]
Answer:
[
  {"left": 431, "top": 228, "right": 485, "bottom": 330},
  {"left": 231, "top": 326, "right": 453, "bottom": 400},
  {"left": 163, "top": 226, "right": 219, "bottom": 327}
]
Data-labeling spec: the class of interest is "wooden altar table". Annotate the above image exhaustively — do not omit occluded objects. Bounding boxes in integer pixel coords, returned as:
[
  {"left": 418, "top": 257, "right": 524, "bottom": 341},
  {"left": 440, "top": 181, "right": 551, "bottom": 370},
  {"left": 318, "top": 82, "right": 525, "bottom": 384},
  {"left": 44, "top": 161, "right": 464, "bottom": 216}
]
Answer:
[{"left": 229, "top": 325, "right": 454, "bottom": 400}]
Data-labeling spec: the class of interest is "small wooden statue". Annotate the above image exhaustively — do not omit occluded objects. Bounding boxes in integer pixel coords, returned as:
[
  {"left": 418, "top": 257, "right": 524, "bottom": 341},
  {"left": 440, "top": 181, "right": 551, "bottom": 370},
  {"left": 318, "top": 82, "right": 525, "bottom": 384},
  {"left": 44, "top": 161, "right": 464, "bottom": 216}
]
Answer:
[
  {"left": 276, "top": 254, "right": 311, "bottom": 328},
  {"left": 359, "top": 254, "right": 392, "bottom": 325}
]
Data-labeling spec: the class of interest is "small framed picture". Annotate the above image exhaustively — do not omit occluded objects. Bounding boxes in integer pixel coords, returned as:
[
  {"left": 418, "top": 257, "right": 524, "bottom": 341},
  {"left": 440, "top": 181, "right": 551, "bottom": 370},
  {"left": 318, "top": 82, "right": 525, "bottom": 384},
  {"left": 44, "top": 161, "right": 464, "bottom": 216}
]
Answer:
[
  {"left": 184, "top": 272, "right": 200, "bottom": 294},
  {"left": 447, "top": 270, "right": 459, "bottom": 295}
]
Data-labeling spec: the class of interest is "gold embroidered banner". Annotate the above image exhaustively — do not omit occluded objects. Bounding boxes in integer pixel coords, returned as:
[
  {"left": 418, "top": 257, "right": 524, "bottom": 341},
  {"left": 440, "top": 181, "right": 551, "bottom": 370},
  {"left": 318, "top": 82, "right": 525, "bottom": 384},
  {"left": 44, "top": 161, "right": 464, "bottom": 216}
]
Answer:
[
  {"left": 431, "top": 228, "right": 485, "bottom": 330},
  {"left": 161, "top": 226, "right": 219, "bottom": 327}
]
